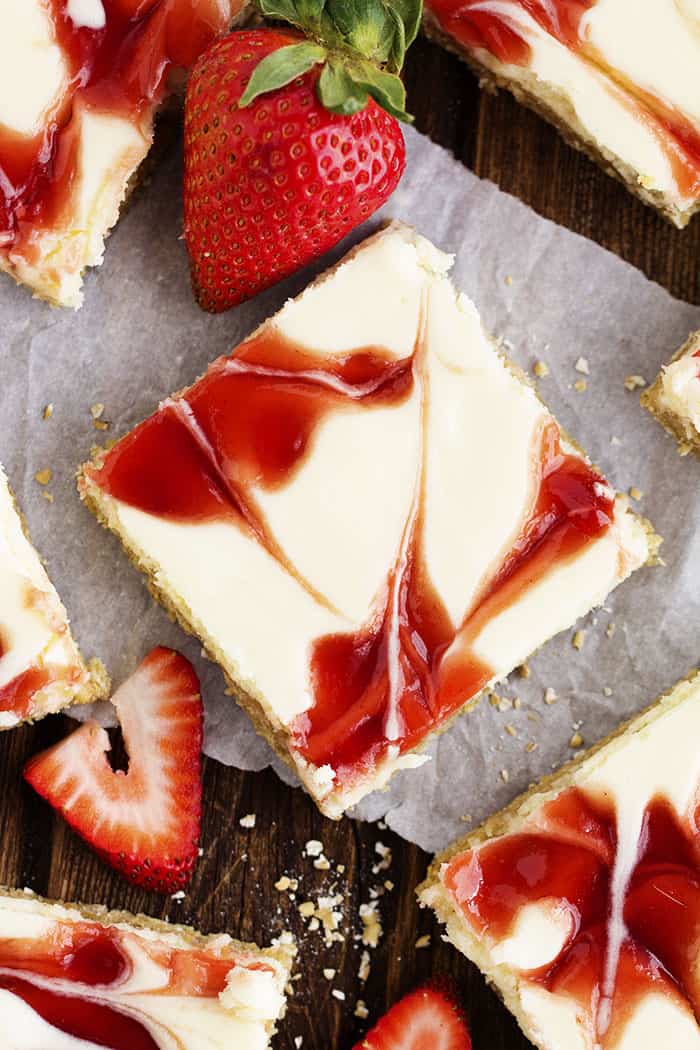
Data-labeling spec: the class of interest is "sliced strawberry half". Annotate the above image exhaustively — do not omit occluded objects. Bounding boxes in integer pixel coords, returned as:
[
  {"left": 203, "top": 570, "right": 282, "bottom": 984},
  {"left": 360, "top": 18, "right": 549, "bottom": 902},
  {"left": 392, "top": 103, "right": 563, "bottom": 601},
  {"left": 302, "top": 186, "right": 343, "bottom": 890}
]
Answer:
[
  {"left": 24, "top": 647, "right": 203, "bottom": 894},
  {"left": 354, "top": 983, "right": 472, "bottom": 1050}
]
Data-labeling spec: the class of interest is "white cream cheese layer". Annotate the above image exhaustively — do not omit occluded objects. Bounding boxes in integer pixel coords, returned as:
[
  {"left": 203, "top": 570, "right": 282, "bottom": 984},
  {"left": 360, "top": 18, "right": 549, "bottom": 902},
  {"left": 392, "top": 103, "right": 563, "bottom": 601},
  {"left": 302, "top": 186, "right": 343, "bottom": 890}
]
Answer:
[
  {"left": 0, "top": 895, "right": 290, "bottom": 1050},
  {"left": 0, "top": 465, "right": 87, "bottom": 722},
  {"left": 454, "top": 0, "right": 700, "bottom": 213},
  {"left": 657, "top": 338, "right": 700, "bottom": 436},
  {"left": 95, "top": 227, "right": 648, "bottom": 803},
  {"left": 0, "top": 0, "right": 68, "bottom": 139},
  {"left": 426, "top": 678, "right": 700, "bottom": 1050}
]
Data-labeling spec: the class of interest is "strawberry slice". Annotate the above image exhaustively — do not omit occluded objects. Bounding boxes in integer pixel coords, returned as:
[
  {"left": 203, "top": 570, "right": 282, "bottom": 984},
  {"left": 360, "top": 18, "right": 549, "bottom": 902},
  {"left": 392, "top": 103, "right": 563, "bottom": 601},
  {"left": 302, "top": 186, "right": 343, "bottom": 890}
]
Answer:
[
  {"left": 354, "top": 983, "right": 472, "bottom": 1050},
  {"left": 24, "top": 647, "right": 203, "bottom": 894}
]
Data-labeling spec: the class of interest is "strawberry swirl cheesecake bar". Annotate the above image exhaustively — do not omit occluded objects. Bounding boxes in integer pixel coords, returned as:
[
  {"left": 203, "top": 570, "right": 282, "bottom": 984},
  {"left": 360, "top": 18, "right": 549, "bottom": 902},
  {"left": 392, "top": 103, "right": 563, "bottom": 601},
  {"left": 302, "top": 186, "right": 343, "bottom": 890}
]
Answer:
[
  {"left": 642, "top": 329, "right": 700, "bottom": 457},
  {"left": 0, "top": 464, "right": 105, "bottom": 729},
  {"left": 0, "top": 0, "right": 245, "bottom": 308},
  {"left": 422, "top": 0, "right": 700, "bottom": 227},
  {"left": 420, "top": 670, "right": 700, "bottom": 1050},
  {"left": 79, "top": 223, "right": 655, "bottom": 818},
  {"left": 0, "top": 889, "right": 292, "bottom": 1049}
]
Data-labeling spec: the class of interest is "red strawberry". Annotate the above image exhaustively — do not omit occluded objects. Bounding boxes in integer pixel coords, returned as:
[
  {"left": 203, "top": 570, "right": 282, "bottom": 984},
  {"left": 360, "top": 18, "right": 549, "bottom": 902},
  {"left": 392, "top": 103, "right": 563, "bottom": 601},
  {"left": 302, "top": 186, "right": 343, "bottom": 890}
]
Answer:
[
  {"left": 354, "top": 983, "right": 472, "bottom": 1050},
  {"left": 24, "top": 647, "right": 203, "bottom": 894},
  {"left": 184, "top": 0, "right": 421, "bottom": 311}
]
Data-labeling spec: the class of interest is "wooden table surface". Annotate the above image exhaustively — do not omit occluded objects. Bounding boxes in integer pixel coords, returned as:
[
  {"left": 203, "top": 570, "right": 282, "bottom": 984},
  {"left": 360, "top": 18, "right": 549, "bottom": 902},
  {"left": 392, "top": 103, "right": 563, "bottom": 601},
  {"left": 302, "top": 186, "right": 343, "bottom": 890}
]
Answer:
[{"left": 2, "top": 37, "right": 699, "bottom": 1050}]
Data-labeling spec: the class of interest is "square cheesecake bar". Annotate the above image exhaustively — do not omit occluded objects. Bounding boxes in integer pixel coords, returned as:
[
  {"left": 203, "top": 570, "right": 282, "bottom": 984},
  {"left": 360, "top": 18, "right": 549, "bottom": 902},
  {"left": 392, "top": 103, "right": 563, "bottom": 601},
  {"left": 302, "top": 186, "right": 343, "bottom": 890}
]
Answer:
[
  {"left": 0, "top": 0, "right": 245, "bottom": 308},
  {"left": 420, "top": 670, "right": 700, "bottom": 1049},
  {"left": 80, "top": 223, "right": 654, "bottom": 818},
  {"left": 642, "top": 329, "right": 700, "bottom": 456},
  {"left": 0, "top": 463, "right": 106, "bottom": 729},
  {"left": 0, "top": 888, "right": 293, "bottom": 1049},
  {"left": 422, "top": 0, "right": 700, "bottom": 227}
]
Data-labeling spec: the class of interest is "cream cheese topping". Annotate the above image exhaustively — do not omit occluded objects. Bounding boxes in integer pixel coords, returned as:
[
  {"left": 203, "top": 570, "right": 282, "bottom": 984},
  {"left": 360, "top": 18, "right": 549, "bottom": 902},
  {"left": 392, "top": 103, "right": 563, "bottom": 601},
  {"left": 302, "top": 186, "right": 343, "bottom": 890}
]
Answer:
[
  {"left": 89, "top": 226, "right": 649, "bottom": 810},
  {"left": 0, "top": 896, "right": 290, "bottom": 1050},
  {"left": 657, "top": 340, "right": 700, "bottom": 436},
  {"left": 67, "top": 0, "right": 107, "bottom": 31},
  {"left": 428, "top": 678, "right": 700, "bottom": 1050},
  {"left": 0, "top": 464, "right": 87, "bottom": 719},
  {"left": 448, "top": 0, "right": 700, "bottom": 212},
  {"left": 0, "top": 0, "right": 68, "bottom": 139}
]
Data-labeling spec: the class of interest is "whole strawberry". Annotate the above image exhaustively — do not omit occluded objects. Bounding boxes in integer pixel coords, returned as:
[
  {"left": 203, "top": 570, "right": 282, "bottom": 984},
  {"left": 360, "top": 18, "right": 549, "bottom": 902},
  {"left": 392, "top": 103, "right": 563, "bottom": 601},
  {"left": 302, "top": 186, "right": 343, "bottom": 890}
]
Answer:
[{"left": 183, "top": 0, "right": 420, "bottom": 311}]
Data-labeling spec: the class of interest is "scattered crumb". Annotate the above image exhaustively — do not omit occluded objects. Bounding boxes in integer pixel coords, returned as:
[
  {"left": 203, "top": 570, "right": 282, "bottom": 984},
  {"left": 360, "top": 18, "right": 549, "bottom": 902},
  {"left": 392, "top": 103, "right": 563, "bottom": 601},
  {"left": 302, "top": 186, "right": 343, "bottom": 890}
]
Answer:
[
  {"left": 544, "top": 687, "right": 557, "bottom": 705},
  {"left": 323, "top": 968, "right": 336, "bottom": 981},
  {"left": 354, "top": 1000, "right": 369, "bottom": 1020},
  {"left": 332, "top": 989, "right": 346, "bottom": 1002},
  {"left": 572, "top": 630, "right": 585, "bottom": 650},
  {"left": 569, "top": 732, "right": 584, "bottom": 749},
  {"left": 358, "top": 950, "right": 371, "bottom": 982},
  {"left": 93, "top": 419, "right": 109, "bottom": 431},
  {"left": 513, "top": 697, "right": 522, "bottom": 710},
  {"left": 500, "top": 768, "right": 510, "bottom": 784},
  {"left": 611, "top": 435, "right": 622, "bottom": 447},
  {"left": 505, "top": 724, "right": 517, "bottom": 737},
  {"left": 574, "top": 378, "right": 587, "bottom": 393},
  {"left": 41, "top": 491, "right": 54, "bottom": 504},
  {"left": 305, "top": 840, "right": 324, "bottom": 858},
  {"left": 42, "top": 403, "right": 53, "bottom": 420},
  {"left": 575, "top": 356, "right": 590, "bottom": 375},
  {"left": 603, "top": 687, "right": 613, "bottom": 698},
  {"left": 298, "top": 901, "right": 316, "bottom": 918},
  {"left": 359, "top": 901, "right": 383, "bottom": 947},
  {"left": 460, "top": 813, "right": 473, "bottom": 824},
  {"left": 372, "top": 842, "right": 392, "bottom": 874},
  {"left": 415, "top": 934, "right": 431, "bottom": 949},
  {"left": 294, "top": 1038, "right": 303, "bottom": 1049},
  {"left": 525, "top": 742, "right": 538, "bottom": 753},
  {"left": 239, "top": 813, "right": 256, "bottom": 829},
  {"left": 629, "top": 486, "right": 643, "bottom": 501},
  {"left": 624, "top": 374, "right": 646, "bottom": 391},
  {"left": 275, "top": 876, "right": 292, "bottom": 892},
  {"left": 606, "top": 622, "right": 616, "bottom": 639},
  {"left": 505, "top": 274, "right": 513, "bottom": 286},
  {"left": 516, "top": 662, "right": 530, "bottom": 678},
  {"left": 314, "top": 855, "right": 331, "bottom": 871},
  {"left": 171, "top": 890, "right": 186, "bottom": 901},
  {"left": 534, "top": 360, "right": 550, "bottom": 378},
  {"left": 34, "top": 469, "right": 52, "bottom": 486},
  {"left": 90, "top": 403, "right": 105, "bottom": 419},
  {"left": 384, "top": 880, "right": 394, "bottom": 892}
]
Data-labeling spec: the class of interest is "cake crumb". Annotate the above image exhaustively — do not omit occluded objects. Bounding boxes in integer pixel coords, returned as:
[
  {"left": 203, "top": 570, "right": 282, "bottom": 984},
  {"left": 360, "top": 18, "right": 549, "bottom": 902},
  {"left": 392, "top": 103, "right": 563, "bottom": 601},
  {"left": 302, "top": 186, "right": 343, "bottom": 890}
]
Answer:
[
  {"left": 304, "top": 839, "right": 324, "bottom": 858},
  {"left": 572, "top": 630, "right": 585, "bottom": 650},
  {"left": 603, "top": 687, "right": 613, "bottom": 697},
  {"left": 275, "top": 876, "right": 292, "bottom": 892},
  {"left": 93, "top": 419, "right": 110, "bottom": 431},
  {"left": 516, "top": 662, "right": 530, "bottom": 678},
  {"left": 505, "top": 724, "right": 517, "bottom": 737},
  {"left": 415, "top": 934, "right": 431, "bottom": 949},
  {"left": 34, "top": 469, "right": 52, "bottom": 486},
  {"left": 610, "top": 435, "right": 622, "bottom": 447},
  {"left": 497, "top": 696, "right": 512, "bottom": 712},
  {"left": 42, "top": 403, "right": 54, "bottom": 420},
  {"left": 332, "top": 989, "right": 346, "bottom": 1002},
  {"left": 298, "top": 901, "right": 316, "bottom": 918},
  {"left": 372, "top": 842, "right": 392, "bottom": 874},
  {"left": 544, "top": 687, "right": 558, "bottom": 705},
  {"left": 629, "top": 486, "right": 643, "bottom": 501},
  {"left": 359, "top": 902, "right": 382, "bottom": 947},
  {"left": 239, "top": 813, "right": 256, "bottom": 829},
  {"left": 358, "top": 950, "right": 371, "bottom": 982},
  {"left": 90, "top": 403, "right": 105, "bottom": 419},
  {"left": 513, "top": 697, "right": 522, "bottom": 710},
  {"left": 575, "top": 356, "right": 590, "bottom": 375},
  {"left": 323, "top": 968, "right": 336, "bottom": 981},
  {"left": 534, "top": 360, "right": 550, "bottom": 378},
  {"left": 606, "top": 622, "right": 616, "bottom": 639},
  {"left": 624, "top": 374, "right": 646, "bottom": 391},
  {"left": 314, "top": 855, "right": 331, "bottom": 871},
  {"left": 171, "top": 890, "right": 186, "bottom": 901},
  {"left": 573, "top": 378, "right": 587, "bottom": 393},
  {"left": 569, "top": 732, "right": 584, "bottom": 749},
  {"left": 525, "top": 742, "right": 538, "bottom": 753},
  {"left": 41, "top": 491, "right": 54, "bottom": 504},
  {"left": 354, "top": 1000, "right": 369, "bottom": 1020},
  {"left": 504, "top": 274, "right": 513, "bottom": 286},
  {"left": 294, "top": 1038, "right": 303, "bottom": 1049},
  {"left": 500, "top": 768, "right": 510, "bottom": 783}
]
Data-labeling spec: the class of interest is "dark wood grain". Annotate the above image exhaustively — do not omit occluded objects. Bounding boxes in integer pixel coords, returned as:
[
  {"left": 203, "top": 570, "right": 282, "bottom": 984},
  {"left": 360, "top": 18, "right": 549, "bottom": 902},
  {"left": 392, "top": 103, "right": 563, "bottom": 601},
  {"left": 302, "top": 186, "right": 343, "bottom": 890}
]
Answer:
[{"left": 1, "top": 37, "right": 698, "bottom": 1050}]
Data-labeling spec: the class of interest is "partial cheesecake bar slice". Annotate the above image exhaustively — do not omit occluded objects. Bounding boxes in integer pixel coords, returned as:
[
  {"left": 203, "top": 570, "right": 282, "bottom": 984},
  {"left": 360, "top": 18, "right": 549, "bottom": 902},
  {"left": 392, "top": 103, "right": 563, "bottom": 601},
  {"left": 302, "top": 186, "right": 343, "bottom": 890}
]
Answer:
[
  {"left": 0, "top": 0, "right": 246, "bottom": 308},
  {"left": 0, "top": 463, "right": 106, "bottom": 729},
  {"left": 642, "top": 329, "right": 700, "bottom": 456},
  {"left": 0, "top": 888, "right": 293, "bottom": 1048},
  {"left": 79, "top": 222, "right": 655, "bottom": 819},
  {"left": 422, "top": 0, "right": 700, "bottom": 227},
  {"left": 419, "top": 670, "right": 700, "bottom": 1050}
]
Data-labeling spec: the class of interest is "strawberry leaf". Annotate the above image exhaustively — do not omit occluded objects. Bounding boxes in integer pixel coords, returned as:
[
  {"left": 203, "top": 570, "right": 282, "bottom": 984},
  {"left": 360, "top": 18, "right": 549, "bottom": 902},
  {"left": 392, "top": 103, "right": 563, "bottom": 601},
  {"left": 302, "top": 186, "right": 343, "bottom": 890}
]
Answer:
[
  {"left": 317, "top": 57, "right": 370, "bottom": 115},
  {"left": 239, "top": 41, "right": 327, "bottom": 107},
  {"left": 350, "top": 60, "right": 412, "bottom": 121}
]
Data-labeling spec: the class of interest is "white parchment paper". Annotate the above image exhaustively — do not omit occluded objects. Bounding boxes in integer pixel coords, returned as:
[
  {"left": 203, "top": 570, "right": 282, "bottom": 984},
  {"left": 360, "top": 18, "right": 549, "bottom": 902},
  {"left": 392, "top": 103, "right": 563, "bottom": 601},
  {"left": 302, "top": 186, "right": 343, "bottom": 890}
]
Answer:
[{"left": 2, "top": 127, "right": 699, "bottom": 854}]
